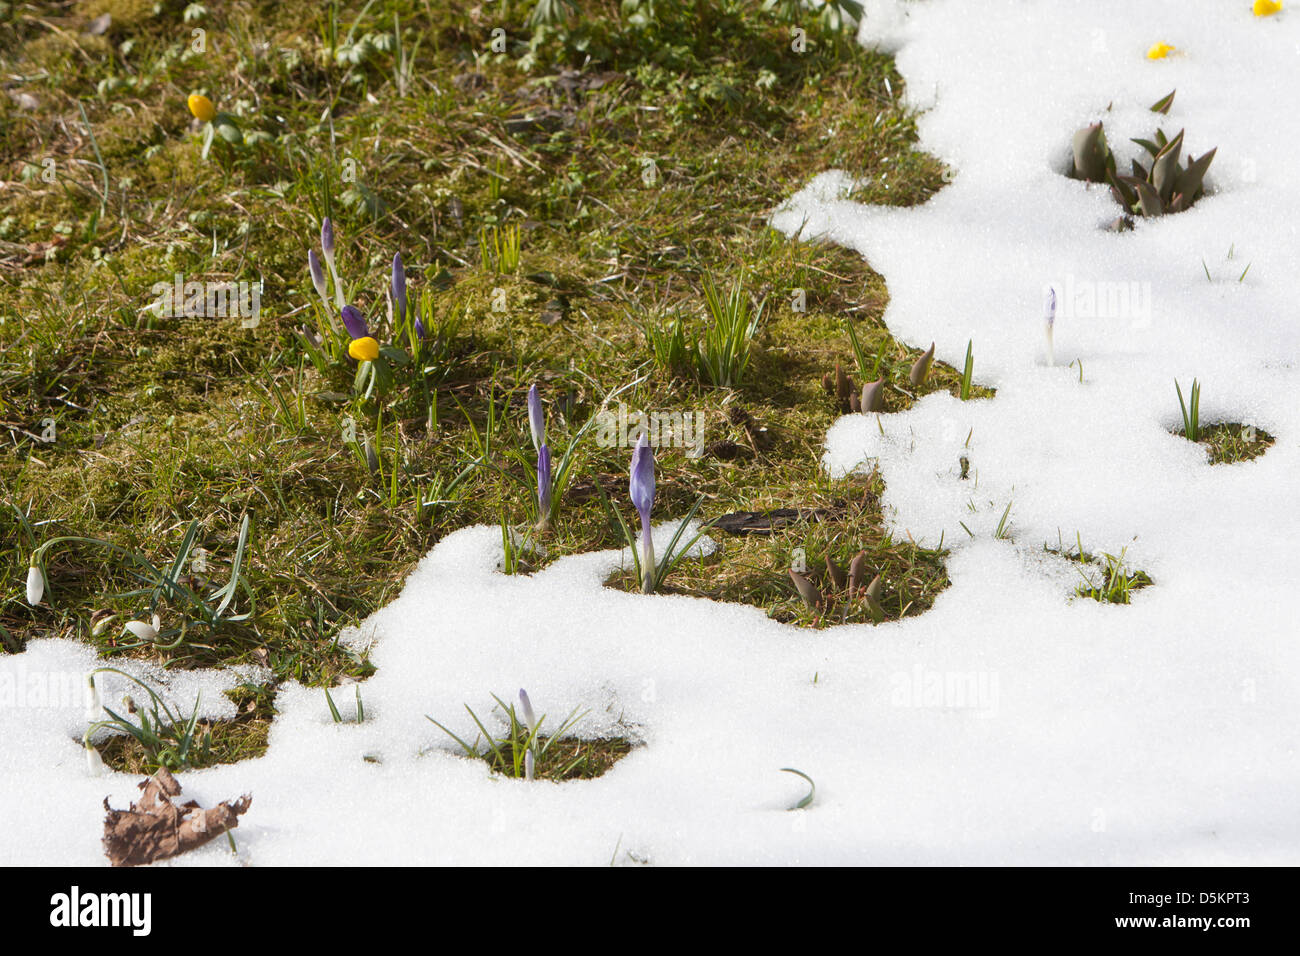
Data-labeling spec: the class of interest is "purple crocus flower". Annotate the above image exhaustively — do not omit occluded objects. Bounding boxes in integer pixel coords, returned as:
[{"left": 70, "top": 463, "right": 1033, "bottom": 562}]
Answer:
[
  {"left": 321, "top": 218, "right": 335, "bottom": 262},
  {"left": 629, "top": 433, "right": 656, "bottom": 592},
  {"left": 319, "top": 218, "right": 344, "bottom": 310},
  {"left": 1044, "top": 286, "right": 1057, "bottom": 366},
  {"left": 391, "top": 253, "right": 407, "bottom": 322},
  {"left": 413, "top": 316, "right": 426, "bottom": 342},
  {"left": 341, "top": 304, "right": 369, "bottom": 340},
  {"left": 537, "top": 443, "right": 552, "bottom": 526},
  {"left": 527, "top": 384, "right": 545, "bottom": 453},
  {"left": 519, "top": 689, "right": 536, "bottom": 732},
  {"left": 308, "top": 249, "right": 328, "bottom": 302}
]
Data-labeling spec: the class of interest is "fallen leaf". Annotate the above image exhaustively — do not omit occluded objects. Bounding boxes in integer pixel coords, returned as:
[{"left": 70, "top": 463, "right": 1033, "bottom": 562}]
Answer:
[{"left": 102, "top": 767, "right": 251, "bottom": 867}]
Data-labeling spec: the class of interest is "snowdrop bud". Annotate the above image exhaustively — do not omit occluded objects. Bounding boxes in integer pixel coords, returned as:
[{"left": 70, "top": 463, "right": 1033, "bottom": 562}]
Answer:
[
  {"left": 123, "top": 614, "right": 161, "bottom": 643},
  {"left": 85, "top": 742, "right": 105, "bottom": 777},
  {"left": 85, "top": 673, "right": 102, "bottom": 723},
  {"left": 26, "top": 563, "right": 43, "bottom": 606}
]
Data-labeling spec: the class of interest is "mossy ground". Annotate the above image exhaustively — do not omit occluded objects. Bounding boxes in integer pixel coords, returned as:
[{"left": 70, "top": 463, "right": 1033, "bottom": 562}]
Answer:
[
  {"left": 1175, "top": 423, "right": 1275, "bottom": 465},
  {"left": 2, "top": 1, "right": 972, "bottom": 762}
]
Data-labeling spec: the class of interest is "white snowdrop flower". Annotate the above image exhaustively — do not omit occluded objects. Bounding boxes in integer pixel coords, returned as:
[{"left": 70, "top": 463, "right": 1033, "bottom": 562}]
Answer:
[
  {"left": 85, "top": 742, "right": 105, "bottom": 778},
  {"left": 123, "top": 614, "right": 162, "bottom": 643},
  {"left": 84, "top": 673, "right": 103, "bottom": 723},
  {"left": 26, "top": 563, "right": 44, "bottom": 606}
]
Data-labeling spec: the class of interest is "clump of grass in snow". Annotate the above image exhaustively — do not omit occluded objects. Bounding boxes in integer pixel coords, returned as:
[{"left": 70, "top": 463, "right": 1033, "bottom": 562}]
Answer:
[
  {"left": 1047, "top": 534, "right": 1152, "bottom": 605},
  {"left": 427, "top": 689, "right": 630, "bottom": 781}
]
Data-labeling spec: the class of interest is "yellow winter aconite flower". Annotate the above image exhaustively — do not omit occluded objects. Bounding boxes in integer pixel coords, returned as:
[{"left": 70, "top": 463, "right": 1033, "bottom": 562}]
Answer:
[
  {"left": 187, "top": 93, "right": 216, "bottom": 122},
  {"left": 1253, "top": 0, "right": 1282, "bottom": 16},
  {"left": 1146, "top": 42, "right": 1176, "bottom": 59},
  {"left": 348, "top": 336, "right": 380, "bottom": 362}
]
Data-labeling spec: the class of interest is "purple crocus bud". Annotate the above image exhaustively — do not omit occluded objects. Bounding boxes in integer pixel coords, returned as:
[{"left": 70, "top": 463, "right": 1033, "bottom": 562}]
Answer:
[
  {"left": 341, "top": 304, "right": 369, "bottom": 340},
  {"left": 537, "top": 443, "right": 552, "bottom": 524},
  {"left": 413, "top": 317, "right": 426, "bottom": 341},
  {"left": 527, "top": 384, "right": 545, "bottom": 453},
  {"left": 1044, "top": 286, "right": 1057, "bottom": 367},
  {"left": 629, "top": 434, "right": 656, "bottom": 592},
  {"left": 391, "top": 253, "right": 406, "bottom": 323},
  {"left": 308, "top": 249, "right": 328, "bottom": 301},
  {"left": 519, "top": 689, "right": 536, "bottom": 732},
  {"left": 321, "top": 218, "right": 335, "bottom": 263}
]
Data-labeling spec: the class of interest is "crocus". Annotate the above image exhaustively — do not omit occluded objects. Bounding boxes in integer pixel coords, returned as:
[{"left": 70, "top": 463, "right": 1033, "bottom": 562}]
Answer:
[
  {"left": 123, "top": 614, "right": 161, "bottom": 643},
  {"left": 25, "top": 563, "right": 43, "bottom": 606},
  {"left": 341, "top": 304, "right": 380, "bottom": 362},
  {"left": 630, "top": 434, "right": 656, "bottom": 593},
  {"left": 1253, "top": 0, "right": 1282, "bottom": 16},
  {"left": 1146, "top": 42, "right": 1175, "bottom": 59},
  {"left": 391, "top": 253, "right": 407, "bottom": 323},
  {"left": 519, "top": 689, "right": 536, "bottom": 732},
  {"left": 308, "top": 249, "right": 328, "bottom": 304},
  {"left": 320, "top": 218, "right": 344, "bottom": 310},
  {"left": 527, "top": 385, "right": 545, "bottom": 453},
  {"left": 1044, "top": 287, "right": 1057, "bottom": 366},
  {"left": 536, "top": 443, "right": 553, "bottom": 526},
  {"left": 187, "top": 93, "right": 216, "bottom": 123}
]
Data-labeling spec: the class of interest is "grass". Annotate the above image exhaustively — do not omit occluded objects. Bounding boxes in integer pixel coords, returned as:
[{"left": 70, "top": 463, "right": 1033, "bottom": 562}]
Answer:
[
  {"left": 1047, "top": 534, "right": 1153, "bottom": 605},
  {"left": 2, "top": 0, "right": 957, "bottom": 765},
  {"left": 427, "top": 692, "right": 633, "bottom": 781}
]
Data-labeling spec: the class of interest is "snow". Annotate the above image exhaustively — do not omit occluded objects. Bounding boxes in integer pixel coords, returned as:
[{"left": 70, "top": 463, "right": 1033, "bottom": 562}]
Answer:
[{"left": 3, "top": 0, "right": 1298, "bottom": 865}]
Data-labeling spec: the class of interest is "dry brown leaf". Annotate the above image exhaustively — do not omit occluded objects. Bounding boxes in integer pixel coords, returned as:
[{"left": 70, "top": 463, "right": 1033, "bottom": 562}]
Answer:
[{"left": 102, "top": 767, "right": 251, "bottom": 867}]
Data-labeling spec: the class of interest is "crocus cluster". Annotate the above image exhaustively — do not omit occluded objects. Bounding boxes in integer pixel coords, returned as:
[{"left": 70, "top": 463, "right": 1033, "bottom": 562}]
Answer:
[
  {"left": 307, "top": 218, "right": 400, "bottom": 365},
  {"left": 630, "top": 434, "right": 656, "bottom": 593},
  {"left": 529, "top": 385, "right": 552, "bottom": 529}
]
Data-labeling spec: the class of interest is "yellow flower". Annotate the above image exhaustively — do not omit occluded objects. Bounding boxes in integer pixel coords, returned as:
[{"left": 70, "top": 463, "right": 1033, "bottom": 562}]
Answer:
[
  {"left": 1253, "top": 0, "right": 1282, "bottom": 15},
  {"left": 1146, "top": 42, "right": 1176, "bottom": 59},
  {"left": 348, "top": 336, "right": 380, "bottom": 362},
  {"left": 187, "top": 93, "right": 216, "bottom": 123}
]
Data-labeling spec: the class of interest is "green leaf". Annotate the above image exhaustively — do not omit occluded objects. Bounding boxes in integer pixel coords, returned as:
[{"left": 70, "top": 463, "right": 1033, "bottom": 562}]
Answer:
[
  {"left": 780, "top": 768, "right": 816, "bottom": 810},
  {"left": 1070, "top": 123, "right": 1109, "bottom": 182},
  {"left": 1149, "top": 89, "right": 1176, "bottom": 114},
  {"left": 1175, "top": 147, "right": 1216, "bottom": 202},
  {"left": 1152, "top": 129, "right": 1185, "bottom": 204}
]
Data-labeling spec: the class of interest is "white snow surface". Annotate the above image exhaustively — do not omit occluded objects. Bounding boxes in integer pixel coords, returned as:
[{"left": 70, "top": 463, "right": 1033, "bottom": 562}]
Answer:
[{"left": 4, "top": 0, "right": 1298, "bottom": 865}]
